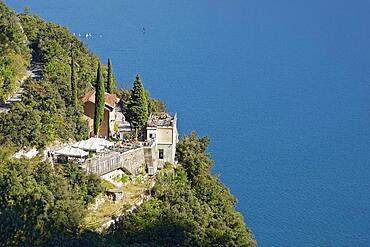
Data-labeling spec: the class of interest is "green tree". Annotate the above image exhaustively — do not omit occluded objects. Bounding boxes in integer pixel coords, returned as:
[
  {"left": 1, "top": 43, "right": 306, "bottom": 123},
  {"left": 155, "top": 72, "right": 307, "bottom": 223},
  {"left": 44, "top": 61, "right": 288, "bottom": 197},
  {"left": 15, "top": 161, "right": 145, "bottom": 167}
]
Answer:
[
  {"left": 0, "top": 2, "right": 102, "bottom": 146},
  {"left": 106, "top": 58, "right": 114, "bottom": 93},
  {"left": 94, "top": 61, "right": 105, "bottom": 136},
  {"left": 63, "top": 163, "right": 104, "bottom": 205},
  {"left": 126, "top": 74, "right": 148, "bottom": 138},
  {"left": 0, "top": 2, "right": 30, "bottom": 102},
  {"left": 108, "top": 163, "right": 256, "bottom": 246},
  {"left": 176, "top": 132, "right": 212, "bottom": 181},
  {"left": 70, "top": 48, "right": 77, "bottom": 107},
  {"left": 0, "top": 103, "right": 42, "bottom": 148},
  {"left": 0, "top": 154, "right": 86, "bottom": 246},
  {"left": 146, "top": 90, "right": 167, "bottom": 113},
  {"left": 23, "top": 6, "right": 31, "bottom": 15}
]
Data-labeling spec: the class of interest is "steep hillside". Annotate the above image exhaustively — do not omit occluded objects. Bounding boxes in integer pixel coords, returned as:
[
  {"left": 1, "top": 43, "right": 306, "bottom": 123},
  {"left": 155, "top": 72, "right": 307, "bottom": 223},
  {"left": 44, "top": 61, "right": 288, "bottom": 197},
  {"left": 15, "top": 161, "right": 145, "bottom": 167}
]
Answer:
[
  {"left": 0, "top": 2, "right": 30, "bottom": 102},
  {"left": 0, "top": 5, "right": 107, "bottom": 148}
]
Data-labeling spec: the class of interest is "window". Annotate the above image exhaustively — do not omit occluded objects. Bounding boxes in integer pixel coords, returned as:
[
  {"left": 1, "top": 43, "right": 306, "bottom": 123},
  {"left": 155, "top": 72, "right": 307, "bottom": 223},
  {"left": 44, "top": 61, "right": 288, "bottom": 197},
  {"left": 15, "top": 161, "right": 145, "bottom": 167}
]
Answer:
[
  {"left": 159, "top": 149, "right": 164, "bottom": 159},
  {"left": 149, "top": 133, "right": 154, "bottom": 139}
]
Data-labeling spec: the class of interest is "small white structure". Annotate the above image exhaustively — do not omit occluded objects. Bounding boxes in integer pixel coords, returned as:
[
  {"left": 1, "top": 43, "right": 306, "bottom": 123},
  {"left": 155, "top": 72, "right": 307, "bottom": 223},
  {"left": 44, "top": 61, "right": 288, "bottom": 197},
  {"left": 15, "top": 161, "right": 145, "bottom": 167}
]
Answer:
[
  {"left": 118, "top": 121, "right": 134, "bottom": 139},
  {"left": 148, "top": 165, "right": 158, "bottom": 176},
  {"left": 106, "top": 188, "right": 124, "bottom": 201},
  {"left": 115, "top": 105, "right": 134, "bottom": 139}
]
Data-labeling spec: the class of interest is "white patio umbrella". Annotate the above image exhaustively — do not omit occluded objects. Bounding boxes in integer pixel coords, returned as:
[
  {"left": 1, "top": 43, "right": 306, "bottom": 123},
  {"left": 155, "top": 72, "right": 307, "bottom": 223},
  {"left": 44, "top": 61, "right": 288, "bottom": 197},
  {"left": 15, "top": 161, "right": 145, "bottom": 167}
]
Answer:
[
  {"left": 87, "top": 137, "right": 114, "bottom": 147},
  {"left": 55, "top": 146, "right": 88, "bottom": 158},
  {"left": 73, "top": 140, "right": 105, "bottom": 152}
]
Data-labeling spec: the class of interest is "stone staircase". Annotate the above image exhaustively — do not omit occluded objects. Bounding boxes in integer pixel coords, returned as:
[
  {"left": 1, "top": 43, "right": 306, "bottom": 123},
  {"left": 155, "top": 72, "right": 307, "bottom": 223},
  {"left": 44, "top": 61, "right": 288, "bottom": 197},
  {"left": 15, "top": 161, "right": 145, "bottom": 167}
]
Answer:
[{"left": 0, "top": 60, "right": 42, "bottom": 113}]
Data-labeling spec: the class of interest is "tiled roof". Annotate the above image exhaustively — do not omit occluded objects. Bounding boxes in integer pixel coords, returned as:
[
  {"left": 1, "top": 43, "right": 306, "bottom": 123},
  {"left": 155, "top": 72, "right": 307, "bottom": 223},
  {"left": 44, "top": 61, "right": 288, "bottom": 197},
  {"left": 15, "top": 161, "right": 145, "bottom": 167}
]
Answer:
[{"left": 82, "top": 90, "right": 118, "bottom": 108}]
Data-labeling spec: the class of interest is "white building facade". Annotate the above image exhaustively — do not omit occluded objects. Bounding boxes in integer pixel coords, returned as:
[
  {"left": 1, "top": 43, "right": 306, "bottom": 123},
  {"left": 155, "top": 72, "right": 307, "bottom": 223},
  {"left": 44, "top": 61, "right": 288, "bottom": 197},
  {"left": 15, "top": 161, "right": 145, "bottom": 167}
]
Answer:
[{"left": 146, "top": 113, "right": 178, "bottom": 165}]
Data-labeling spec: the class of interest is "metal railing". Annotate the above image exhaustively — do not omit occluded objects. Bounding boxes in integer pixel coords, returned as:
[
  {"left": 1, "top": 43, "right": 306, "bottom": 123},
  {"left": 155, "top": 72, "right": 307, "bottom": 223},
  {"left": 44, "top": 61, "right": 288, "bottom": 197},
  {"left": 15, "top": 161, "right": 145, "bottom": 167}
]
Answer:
[{"left": 81, "top": 140, "right": 156, "bottom": 175}]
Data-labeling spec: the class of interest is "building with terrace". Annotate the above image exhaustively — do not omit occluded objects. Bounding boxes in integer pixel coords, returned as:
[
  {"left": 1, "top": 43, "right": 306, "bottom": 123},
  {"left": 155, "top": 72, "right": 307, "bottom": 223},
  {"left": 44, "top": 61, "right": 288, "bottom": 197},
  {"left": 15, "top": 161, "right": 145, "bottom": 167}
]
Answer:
[{"left": 53, "top": 112, "right": 178, "bottom": 178}]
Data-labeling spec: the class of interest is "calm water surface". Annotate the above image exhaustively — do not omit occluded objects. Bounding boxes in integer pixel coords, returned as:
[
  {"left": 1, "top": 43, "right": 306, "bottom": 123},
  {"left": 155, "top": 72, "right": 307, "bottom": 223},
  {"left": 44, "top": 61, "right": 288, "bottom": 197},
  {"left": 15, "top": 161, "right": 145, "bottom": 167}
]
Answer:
[{"left": 6, "top": 0, "right": 370, "bottom": 246}]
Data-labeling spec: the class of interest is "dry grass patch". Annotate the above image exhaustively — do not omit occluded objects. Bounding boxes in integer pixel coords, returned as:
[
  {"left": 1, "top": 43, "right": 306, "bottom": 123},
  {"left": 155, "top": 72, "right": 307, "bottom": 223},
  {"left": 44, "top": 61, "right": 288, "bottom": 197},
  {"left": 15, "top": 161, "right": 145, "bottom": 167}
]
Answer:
[{"left": 81, "top": 178, "right": 150, "bottom": 230}]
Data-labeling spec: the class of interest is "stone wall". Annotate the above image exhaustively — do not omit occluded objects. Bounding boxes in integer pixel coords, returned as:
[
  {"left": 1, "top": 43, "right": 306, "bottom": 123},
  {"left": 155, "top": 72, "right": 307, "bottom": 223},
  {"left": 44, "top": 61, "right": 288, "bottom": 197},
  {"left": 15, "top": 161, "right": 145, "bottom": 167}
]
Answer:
[
  {"left": 157, "top": 143, "right": 175, "bottom": 164},
  {"left": 119, "top": 148, "right": 146, "bottom": 175}
]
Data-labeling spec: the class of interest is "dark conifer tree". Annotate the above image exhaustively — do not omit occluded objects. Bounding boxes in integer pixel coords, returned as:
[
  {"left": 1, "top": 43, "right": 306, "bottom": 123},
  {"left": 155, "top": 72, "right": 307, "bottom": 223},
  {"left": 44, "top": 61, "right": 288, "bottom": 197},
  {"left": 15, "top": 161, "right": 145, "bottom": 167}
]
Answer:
[
  {"left": 94, "top": 61, "right": 105, "bottom": 136},
  {"left": 126, "top": 74, "right": 148, "bottom": 138},
  {"left": 107, "top": 58, "right": 114, "bottom": 93}
]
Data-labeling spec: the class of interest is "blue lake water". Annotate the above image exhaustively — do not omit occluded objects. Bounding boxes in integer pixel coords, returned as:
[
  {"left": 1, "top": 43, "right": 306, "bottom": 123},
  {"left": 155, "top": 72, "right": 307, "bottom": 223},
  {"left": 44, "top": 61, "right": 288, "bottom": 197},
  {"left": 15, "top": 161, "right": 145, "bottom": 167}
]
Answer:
[{"left": 5, "top": 0, "right": 370, "bottom": 246}]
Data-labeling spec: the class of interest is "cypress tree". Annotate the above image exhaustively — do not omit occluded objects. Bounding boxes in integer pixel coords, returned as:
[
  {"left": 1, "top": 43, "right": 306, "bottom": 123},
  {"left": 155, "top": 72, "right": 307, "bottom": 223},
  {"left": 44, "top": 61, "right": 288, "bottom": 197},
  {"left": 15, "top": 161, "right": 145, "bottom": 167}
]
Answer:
[
  {"left": 94, "top": 61, "right": 105, "bottom": 136},
  {"left": 70, "top": 48, "right": 77, "bottom": 107},
  {"left": 126, "top": 74, "right": 149, "bottom": 139},
  {"left": 107, "top": 58, "right": 114, "bottom": 93}
]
